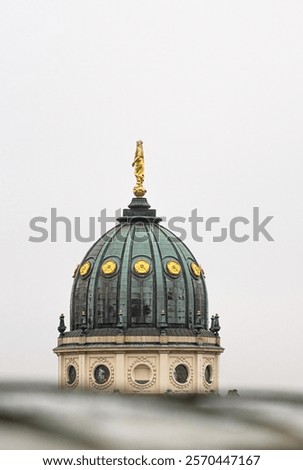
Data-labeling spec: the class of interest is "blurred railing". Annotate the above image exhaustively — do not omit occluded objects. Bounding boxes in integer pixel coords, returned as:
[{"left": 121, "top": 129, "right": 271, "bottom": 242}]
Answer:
[{"left": 1, "top": 383, "right": 303, "bottom": 449}]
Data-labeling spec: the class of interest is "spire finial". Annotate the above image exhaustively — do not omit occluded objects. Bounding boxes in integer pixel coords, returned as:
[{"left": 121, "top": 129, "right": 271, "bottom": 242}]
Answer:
[
  {"left": 132, "top": 140, "right": 146, "bottom": 197},
  {"left": 58, "top": 314, "right": 66, "bottom": 336}
]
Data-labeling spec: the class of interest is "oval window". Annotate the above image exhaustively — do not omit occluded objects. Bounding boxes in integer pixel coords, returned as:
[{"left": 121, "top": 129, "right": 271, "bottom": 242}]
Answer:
[
  {"left": 173, "top": 364, "right": 189, "bottom": 384},
  {"left": 67, "top": 365, "right": 76, "bottom": 385},
  {"left": 133, "top": 364, "right": 152, "bottom": 385},
  {"left": 94, "top": 365, "right": 110, "bottom": 385},
  {"left": 205, "top": 365, "right": 212, "bottom": 384}
]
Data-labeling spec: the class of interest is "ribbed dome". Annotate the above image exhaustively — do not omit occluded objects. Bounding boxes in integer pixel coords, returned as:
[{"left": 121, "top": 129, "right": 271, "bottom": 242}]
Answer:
[{"left": 70, "top": 198, "right": 208, "bottom": 332}]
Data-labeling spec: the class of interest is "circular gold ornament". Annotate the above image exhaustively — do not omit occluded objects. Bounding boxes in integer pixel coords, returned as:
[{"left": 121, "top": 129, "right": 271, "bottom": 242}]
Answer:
[
  {"left": 191, "top": 262, "right": 202, "bottom": 277},
  {"left": 166, "top": 260, "right": 181, "bottom": 276},
  {"left": 79, "top": 261, "right": 91, "bottom": 277},
  {"left": 101, "top": 259, "right": 117, "bottom": 276},
  {"left": 134, "top": 259, "right": 150, "bottom": 275}
]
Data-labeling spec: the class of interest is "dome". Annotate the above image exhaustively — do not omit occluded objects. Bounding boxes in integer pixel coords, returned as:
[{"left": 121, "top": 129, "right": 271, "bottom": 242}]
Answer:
[
  {"left": 70, "top": 198, "right": 208, "bottom": 332},
  {"left": 55, "top": 141, "right": 223, "bottom": 395}
]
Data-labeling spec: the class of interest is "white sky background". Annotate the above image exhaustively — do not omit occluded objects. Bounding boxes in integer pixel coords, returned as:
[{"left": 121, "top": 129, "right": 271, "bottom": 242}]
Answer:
[{"left": 1, "top": 0, "right": 303, "bottom": 392}]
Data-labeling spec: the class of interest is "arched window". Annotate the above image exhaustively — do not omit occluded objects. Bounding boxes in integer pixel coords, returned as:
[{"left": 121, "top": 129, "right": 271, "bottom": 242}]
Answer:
[
  {"left": 130, "top": 277, "right": 153, "bottom": 325},
  {"left": 96, "top": 278, "right": 118, "bottom": 325},
  {"left": 166, "top": 278, "right": 186, "bottom": 326}
]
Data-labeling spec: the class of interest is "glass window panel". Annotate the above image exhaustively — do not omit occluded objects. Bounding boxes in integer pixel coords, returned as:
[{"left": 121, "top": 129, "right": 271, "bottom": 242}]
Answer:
[
  {"left": 174, "top": 364, "right": 189, "bottom": 384},
  {"left": 94, "top": 365, "right": 110, "bottom": 385},
  {"left": 131, "top": 277, "right": 153, "bottom": 325},
  {"left": 67, "top": 366, "right": 76, "bottom": 385},
  {"left": 96, "top": 278, "right": 118, "bottom": 325},
  {"left": 167, "top": 279, "right": 186, "bottom": 325}
]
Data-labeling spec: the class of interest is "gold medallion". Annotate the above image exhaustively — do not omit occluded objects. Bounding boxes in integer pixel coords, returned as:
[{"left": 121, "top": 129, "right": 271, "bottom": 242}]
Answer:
[
  {"left": 79, "top": 261, "right": 91, "bottom": 277},
  {"left": 134, "top": 259, "right": 150, "bottom": 275},
  {"left": 166, "top": 260, "right": 181, "bottom": 276},
  {"left": 191, "top": 262, "right": 202, "bottom": 277},
  {"left": 101, "top": 259, "right": 117, "bottom": 275}
]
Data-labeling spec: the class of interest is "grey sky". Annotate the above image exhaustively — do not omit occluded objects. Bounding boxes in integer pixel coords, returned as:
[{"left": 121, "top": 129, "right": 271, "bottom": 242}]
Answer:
[{"left": 1, "top": 0, "right": 303, "bottom": 392}]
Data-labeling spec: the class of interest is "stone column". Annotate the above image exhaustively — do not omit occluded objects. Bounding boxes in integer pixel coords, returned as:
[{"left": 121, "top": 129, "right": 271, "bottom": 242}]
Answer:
[
  {"left": 79, "top": 353, "right": 88, "bottom": 390},
  {"left": 159, "top": 351, "right": 169, "bottom": 393},
  {"left": 115, "top": 352, "right": 125, "bottom": 393}
]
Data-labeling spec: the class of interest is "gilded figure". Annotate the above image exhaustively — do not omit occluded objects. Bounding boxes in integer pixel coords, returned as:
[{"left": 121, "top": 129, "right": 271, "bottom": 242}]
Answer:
[{"left": 132, "top": 140, "right": 146, "bottom": 197}]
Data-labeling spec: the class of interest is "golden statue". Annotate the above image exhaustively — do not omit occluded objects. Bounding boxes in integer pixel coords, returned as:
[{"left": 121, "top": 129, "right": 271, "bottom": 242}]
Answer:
[{"left": 132, "top": 140, "right": 146, "bottom": 197}]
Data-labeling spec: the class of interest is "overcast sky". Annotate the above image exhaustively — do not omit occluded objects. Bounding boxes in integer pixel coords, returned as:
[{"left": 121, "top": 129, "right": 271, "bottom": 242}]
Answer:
[{"left": 1, "top": 0, "right": 303, "bottom": 392}]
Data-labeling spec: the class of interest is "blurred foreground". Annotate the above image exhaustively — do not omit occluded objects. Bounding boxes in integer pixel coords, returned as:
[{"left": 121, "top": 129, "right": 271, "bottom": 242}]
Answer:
[{"left": 1, "top": 383, "right": 303, "bottom": 449}]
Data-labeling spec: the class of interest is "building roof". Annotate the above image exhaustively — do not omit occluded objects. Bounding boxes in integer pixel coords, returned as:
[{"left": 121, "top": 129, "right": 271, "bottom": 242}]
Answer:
[{"left": 70, "top": 197, "right": 208, "bottom": 334}]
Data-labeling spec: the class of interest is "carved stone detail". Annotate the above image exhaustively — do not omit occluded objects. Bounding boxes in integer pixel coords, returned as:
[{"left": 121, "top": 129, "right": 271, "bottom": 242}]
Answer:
[
  {"left": 65, "top": 357, "right": 79, "bottom": 390},
  {"left": 128, "top": 356, "right": 156, "bottom": 390},
  {"left": 202, "top": 356, "right": 215, "bottom": 389},
  {"left": 169, "top": 357, "right": 193, "bottom": 390},
  {"left": 89, "top": 357, "right": 114, "bottom": 390}
]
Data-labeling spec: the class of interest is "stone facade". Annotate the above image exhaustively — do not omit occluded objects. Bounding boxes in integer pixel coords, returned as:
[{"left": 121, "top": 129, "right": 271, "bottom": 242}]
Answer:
[{"left": 54, "top": 332, "right": 223, "bottom": 393}]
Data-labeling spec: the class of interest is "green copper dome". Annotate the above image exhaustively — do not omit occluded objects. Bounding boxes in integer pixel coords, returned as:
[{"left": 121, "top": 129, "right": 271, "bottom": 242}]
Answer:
[{"left": 70, "top": 198, "right": 208, "bottom": 332}]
